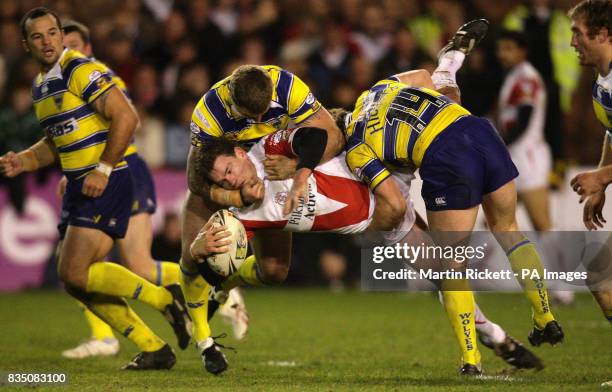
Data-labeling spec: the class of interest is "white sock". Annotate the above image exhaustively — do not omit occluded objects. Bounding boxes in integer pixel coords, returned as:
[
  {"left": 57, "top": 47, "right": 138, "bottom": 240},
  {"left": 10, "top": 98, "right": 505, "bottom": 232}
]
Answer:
[
  {"left": 475, "top": 304, "right": 506, "bottom": 344},
  {"left": 432, "top": 50, "right": 466, "bottom": 89}
]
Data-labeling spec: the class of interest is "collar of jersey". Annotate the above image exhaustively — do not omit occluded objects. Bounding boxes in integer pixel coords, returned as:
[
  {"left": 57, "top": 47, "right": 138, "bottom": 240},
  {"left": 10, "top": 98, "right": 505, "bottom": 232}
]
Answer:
[{"left": 40, "top": 48, "right": 68, "bottom": 82}]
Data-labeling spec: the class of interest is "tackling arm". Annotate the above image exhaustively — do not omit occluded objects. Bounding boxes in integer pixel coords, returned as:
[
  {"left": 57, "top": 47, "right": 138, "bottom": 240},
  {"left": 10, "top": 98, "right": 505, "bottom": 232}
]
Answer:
[{"left": 368, "top": 178, "right": 407, "bottom": 231}]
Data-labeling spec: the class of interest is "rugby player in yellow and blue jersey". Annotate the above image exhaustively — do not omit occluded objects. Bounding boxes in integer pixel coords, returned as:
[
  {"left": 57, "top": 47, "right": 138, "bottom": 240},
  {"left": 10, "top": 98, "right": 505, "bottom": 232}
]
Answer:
[
  {"left": 53, "top": 19, "right": 185, "bottom": 360},
  {"left": 331, "top": 19, "right": 563, "bottom": 372},
  {"left": 567, "top": 0, "right": 612, "bottom": 326},
  {"left": 181, "top": 64, "right": 343, "bottom": 374},
  {"left": 0, "top": 7, "right": 190, "bottom": 370}
]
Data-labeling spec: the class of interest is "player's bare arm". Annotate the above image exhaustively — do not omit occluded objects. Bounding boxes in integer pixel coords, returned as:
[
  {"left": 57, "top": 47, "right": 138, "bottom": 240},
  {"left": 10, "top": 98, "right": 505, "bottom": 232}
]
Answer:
[
  {"left": 394, "top": 69, "right": 462, "bottom": 103},
  {"left": 91, "top": 87, "right": 139, "bottom": 166},
  {"left": 368, "top": 178, "right": 407, "bottom": 231},
  {"left": 82, "top": 87, "right": 138, "bottom": 198},
  {"left": 0, "top": 136, "right": 56, "bottom": 177}
]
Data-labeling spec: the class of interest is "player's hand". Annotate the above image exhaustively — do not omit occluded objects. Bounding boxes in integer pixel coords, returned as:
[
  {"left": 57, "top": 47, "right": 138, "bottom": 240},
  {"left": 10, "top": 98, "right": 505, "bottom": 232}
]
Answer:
[
  {"left": 190, "top": 221, "right": 232, "bottom": 260},
  {"left": 56, "top": 176, "right": 68, "bottom": 199},
  {"left": 241, "top": 178, "right": 265, "bottom": 205},
  {"left": 571, "top": 169, "right": 607, "bottom": 201},
  {"left": 0, "top": 151, "right": 24, "bottom": 178},
  {"left": 583, "top": 191, "right": 606, "bottom": 231},
  {"left": 82, "top": 170, "right": 109, "bottom": 198},
  {"left": 264, "top": 155, "right": 297, "bottom": 180},
  {"left": 283, "top": 168, "right": 311, "bottom": 215}
]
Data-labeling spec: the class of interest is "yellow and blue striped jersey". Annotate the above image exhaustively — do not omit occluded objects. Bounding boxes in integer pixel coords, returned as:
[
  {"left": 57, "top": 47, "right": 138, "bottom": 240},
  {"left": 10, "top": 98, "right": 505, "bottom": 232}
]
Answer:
[
  {"left": 592, "top": 67, "right": 612, "bottom": 144},
  {"left": 344, "top": 78, "right": 470, "bottom": 190},
  {"left": 190, "top": 65, "right": 321, "bottom": 149},
  {"left": 31, "top": 49, "right": 126, "bottom": 177}
]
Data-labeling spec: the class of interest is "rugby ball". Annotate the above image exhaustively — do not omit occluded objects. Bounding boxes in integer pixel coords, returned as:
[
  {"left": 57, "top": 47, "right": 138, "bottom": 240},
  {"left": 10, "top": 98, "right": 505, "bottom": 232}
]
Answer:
[{"left": 205, "top": 209, "right": 248, "bottom": 278}]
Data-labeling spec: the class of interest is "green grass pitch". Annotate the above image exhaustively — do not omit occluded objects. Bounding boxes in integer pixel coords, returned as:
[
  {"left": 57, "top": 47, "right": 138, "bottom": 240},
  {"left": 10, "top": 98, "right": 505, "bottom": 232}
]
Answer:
[{"left": 0, "top": 289, "right": 610, "bottom": 391}]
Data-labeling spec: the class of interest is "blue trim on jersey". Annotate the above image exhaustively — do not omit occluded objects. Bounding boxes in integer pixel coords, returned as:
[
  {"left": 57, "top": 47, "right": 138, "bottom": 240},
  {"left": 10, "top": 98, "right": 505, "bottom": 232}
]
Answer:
[
  {"left": 82, "top": 73, "right": 113, "bottom": 102},
  {"left": 32, "top": 78, "right": 66, "bottom": 102},
  {"left": 383, "top": 121, "right": 399, "bottom": 161},
  {"left": 291, "top": 100, "right": 313, "bottom": 120},
  {"left": 506, "top": 239, "right": 531, "bottom": 256},
  {"left": 61, "top": 57, "right": 90, "bottom": 84},
  {"left": 277, "top": 69, "right": 293, "bottom": 109},
  {"left": 57, "top": 130, "right": 109, "bottom": 153},
  {"left": 406, "top": 125, "right": 419, "bottom": 159},
  {"left": 39, "top": 104, "right": 95, "bottom": 128},
  {"left": 361, "top": 158, "right": 386, "bottom": 184},
  {"left": 204, "top": 90, "right": 240, "bottom": 131},
  {"left": 346, "top": 121, "right": 366, "bottom": 151}
]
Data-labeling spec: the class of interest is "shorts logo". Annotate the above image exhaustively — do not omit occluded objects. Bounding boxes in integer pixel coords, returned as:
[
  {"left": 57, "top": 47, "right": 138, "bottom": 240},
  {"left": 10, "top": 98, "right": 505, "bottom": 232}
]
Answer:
[
  {"left": 274, "top": 191, "right": 288, "bottom": 205},
  {"left": 108, "top": 218, "right": 117, "bottom": 228},
  {"left": 434, "top": 196, "right": 446, "bottom": 206}
]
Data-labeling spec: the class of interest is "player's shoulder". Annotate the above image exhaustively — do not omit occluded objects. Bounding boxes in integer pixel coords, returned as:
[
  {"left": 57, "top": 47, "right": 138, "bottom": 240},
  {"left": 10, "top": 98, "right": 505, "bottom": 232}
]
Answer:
[{"left": 60, "top": 50, "right": 106, "bottom": 82}]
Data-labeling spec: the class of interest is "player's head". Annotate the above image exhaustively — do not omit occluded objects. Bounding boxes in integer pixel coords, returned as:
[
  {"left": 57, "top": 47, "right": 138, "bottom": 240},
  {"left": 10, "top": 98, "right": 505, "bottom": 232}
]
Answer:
[
  {"left": 197, "top": 138, "right": 259, "bottom": 190},
  {"left": 496, "top": 30, "right": 528, "bottom": 69},
  {"left": 20, "top": 7, "right": 63, "bottom": 70},
  {"left": 63, "top": 19, "right": 92, "bottom": 57},
  {"left": 329, "top": 108, "right": 351, "bottom": 135},
  {"left": 568, "top": 0, "right": 612, "bottom": 66},
  {"left": 228, "top": 65, "right": 273, "bottom": 121}
]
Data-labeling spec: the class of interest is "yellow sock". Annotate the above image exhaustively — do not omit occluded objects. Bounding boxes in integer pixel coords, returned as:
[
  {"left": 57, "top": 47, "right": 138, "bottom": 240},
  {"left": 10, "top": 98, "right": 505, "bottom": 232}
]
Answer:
[
  {"left": 77, "top": 301, "right": 114, "bottom": 340},
  {"left": 151, "top": 261, "right": 180, "bottom": 286},
  {"left": 86, "top": 262, "right": 172, "bottom": 312},
  {"left": 85, "top": 294, "right": 165, "bottom": 352},
  {"left": 180, "top": 261, "right": 211, "bottom": 343},
  {"left": 506, "top": 239, "right": 555, "bottom": 328},
  {"left": 221, "top": 255, "right": 264, "bottom": 291},
  {"left": 441, "top": 280, "right": 481, "bottom": 366}
]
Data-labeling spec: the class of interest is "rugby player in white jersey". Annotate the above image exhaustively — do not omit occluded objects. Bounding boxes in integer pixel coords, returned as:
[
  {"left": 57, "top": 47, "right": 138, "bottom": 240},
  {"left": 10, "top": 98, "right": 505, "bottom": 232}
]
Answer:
[{"left": 191, "top": 126, "right": 543, "bottom": 374}]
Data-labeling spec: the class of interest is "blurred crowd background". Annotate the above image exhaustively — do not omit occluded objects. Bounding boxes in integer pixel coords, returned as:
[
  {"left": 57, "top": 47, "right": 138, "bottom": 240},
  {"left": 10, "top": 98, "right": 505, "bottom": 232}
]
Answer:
[{"left": 0, "top": 0, "right": 604, "bottom": 289}]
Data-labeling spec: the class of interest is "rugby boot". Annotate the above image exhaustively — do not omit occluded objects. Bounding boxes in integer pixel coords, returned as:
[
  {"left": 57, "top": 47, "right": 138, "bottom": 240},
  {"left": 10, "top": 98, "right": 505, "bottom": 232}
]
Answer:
[
  {"left": 528, "top": 320, "right": 564, "bottom": 347},
  {"left": 480, "top": 334, "right": 544, "bottom": 370},
  {"left": 199, "top": 334, "right": 234, "bottom": 375},
  {"left": 439, "top": 18, "right": 489, "bottom": 57},
  {"left": 460, "top": 363, "right": 483, "bottom": 376},
  {"left": 122, "top": 344, "right": 176, "bottom": 370}
]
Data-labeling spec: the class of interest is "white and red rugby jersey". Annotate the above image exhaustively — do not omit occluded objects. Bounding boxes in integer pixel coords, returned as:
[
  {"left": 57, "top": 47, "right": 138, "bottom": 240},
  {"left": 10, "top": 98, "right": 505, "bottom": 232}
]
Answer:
[
  {"left": 497, "top": 61, "right": 547, "bottom": 148},
  {"left": 230, "top": 129, "right": 375, "bottom": 237}
]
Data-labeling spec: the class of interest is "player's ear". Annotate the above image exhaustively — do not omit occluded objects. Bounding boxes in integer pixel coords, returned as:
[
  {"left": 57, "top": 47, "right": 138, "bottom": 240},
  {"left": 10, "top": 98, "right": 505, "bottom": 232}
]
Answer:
[
  {"left": 234, "top": 147, "right": 247, "bottom": 159},
  {"left": 22, "top": 39, "right": 30, "bottom": 53}
]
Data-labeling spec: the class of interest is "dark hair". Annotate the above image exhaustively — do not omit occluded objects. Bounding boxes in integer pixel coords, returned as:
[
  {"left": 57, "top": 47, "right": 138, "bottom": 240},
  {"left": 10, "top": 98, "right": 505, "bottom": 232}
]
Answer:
[
  {"left": 329, "top": 107, "right": 350, "bottom": 132},
  {"left": 497, "top": 30, "right": 528, "bottom": 50},
  {"left": 20, "top": 7, "right": 62, "bottom": 40},
  {"left": 62, "top": 19, "right": 90, "bottom": 44},
  {"left": 568, "top": 0, "right": 612, "bottom": 39},
  {"left": 195, "top": 138, "right": 238, "bottom": 180},
  {"left": 228, "top": 65, "right": 273, "bottom": 116}
]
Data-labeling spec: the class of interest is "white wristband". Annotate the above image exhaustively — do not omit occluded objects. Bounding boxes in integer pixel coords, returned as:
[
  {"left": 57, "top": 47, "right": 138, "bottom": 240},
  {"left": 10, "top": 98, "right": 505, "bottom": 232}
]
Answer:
[{"left": 95, "top": 161, "right": 113, "bottom": 177}]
